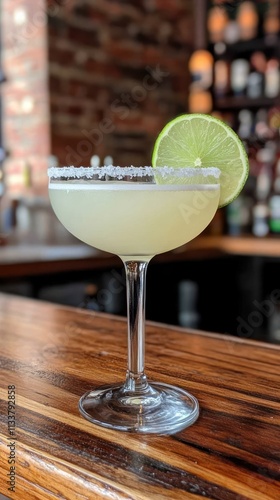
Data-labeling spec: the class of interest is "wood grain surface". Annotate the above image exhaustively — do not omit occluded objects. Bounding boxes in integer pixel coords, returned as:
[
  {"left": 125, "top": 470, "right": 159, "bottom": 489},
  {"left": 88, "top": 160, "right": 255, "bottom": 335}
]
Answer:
[{"left": 0, "top": 293, "right": 279, "bottom": 499}]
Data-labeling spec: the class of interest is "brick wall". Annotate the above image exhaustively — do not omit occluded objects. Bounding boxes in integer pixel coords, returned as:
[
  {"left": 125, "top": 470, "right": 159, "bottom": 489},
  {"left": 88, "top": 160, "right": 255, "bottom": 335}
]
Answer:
[
  {"left": 1, "top": 0, "right": 193, "bottom": 198},
  {"left": 48, "top": 0, "right": 194, "bottom": 167},
  {"left": 1, "top": 0, "right": 50, "bottom": 197}
]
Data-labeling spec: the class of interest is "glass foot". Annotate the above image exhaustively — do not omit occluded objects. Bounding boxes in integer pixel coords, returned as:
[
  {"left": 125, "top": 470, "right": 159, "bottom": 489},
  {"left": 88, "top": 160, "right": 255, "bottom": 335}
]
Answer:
[{"left": 79, "top": 382, "right": 199, "bottom": 434}]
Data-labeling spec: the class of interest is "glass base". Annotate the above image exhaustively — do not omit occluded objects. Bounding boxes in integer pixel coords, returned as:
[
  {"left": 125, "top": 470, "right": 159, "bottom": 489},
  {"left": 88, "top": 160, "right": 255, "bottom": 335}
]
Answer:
[{"left": 79, "top": 382, "right": 199, "bottom": 434}]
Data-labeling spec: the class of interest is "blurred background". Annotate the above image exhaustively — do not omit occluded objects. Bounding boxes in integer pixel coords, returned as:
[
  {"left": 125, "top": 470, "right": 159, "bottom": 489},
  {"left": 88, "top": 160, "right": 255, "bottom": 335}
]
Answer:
[{"left": 0, "top": 0, "right": 279, "bottom": 342}]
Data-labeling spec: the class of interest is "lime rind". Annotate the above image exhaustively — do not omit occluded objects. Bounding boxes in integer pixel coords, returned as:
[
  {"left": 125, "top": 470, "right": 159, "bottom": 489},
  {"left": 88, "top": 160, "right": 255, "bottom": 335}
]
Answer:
[{"left": 152, "top": 113, "right": 249, "bottom": 208}]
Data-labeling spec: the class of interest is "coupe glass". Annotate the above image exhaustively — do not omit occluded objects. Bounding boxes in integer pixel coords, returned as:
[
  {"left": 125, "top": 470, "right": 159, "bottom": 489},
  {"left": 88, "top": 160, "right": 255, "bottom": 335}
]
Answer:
[{"left": 48, "top": 165, "right": 220, "bottom": 434}]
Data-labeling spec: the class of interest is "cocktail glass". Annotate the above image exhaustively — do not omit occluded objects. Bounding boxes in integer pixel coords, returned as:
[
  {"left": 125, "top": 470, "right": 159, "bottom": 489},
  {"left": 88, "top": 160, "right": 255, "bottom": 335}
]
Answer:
[{"left": 48, "top": 165, "right": 220, "bottom": 434}]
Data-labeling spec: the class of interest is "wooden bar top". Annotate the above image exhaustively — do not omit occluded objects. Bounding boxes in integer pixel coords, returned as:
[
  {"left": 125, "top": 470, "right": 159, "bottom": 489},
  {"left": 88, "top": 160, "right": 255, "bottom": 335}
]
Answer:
[{"left": 0, "top": 294, "right": 279, "bottom": 499}]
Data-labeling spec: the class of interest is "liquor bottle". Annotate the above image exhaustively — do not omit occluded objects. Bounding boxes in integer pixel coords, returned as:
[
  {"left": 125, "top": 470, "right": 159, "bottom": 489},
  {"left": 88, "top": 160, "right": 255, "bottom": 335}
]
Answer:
[
  {"left": 188, "top": 85, "right": 213, "bottom": 114},
  {"left": 251, "top": 52, "right": 267, "bottom": 73},
  {"left": 231, "top": 59, "right": 250, "bottom": 96},
  {"left": 188, "top": 50, "right": 214, "bottom": 89},
  {"left": 263, "top": 0, "right": 280, "bottom": 42},
  {"left": 269, "top": 158, "right": 280, "bottom": 234},
  {"left": 224, "top": 20, "right": 240, "bottom": 45},
  {"left": 246, "top": 51, "right": 266, "bottom": 100},
  {"left": 237, "top": 109, "right": 254, "bottom": 140},
  {"left": 226, "top": 194, "right": 252, "bottom": 236},
  {"left": 252, "top": 147, "right": 274, "bottom": 237},
  {"left": 214, "top": 59, "right": 230, "bottom": 98},
  {"left": 104, "top": 155, "right": 113, "bottom": 166},
  {"left": 268, "top": 107, "right": 280, "bottom": 135},
  {"left": 90, "top": 155, "right": 100, "bottom": 167},
  {"left": 236, "top": 1, "right": 259, "bottom": 40},
  {"left": 247, "top": 72, "right": 263, "bottom": 99},
  {"left": 207, "top": 6, "right": 229, "bottom": 43},
  {"left": 265, "top": 59, "right": 280, "bottom": 98},
  {"left": 188, "top": 49, "right": 214, "bottom": 113}
]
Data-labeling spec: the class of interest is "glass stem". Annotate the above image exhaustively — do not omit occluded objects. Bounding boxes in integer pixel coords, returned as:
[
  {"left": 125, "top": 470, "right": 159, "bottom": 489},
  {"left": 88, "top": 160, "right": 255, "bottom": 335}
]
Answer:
[{"left": 123, "top": 260, "right": 149, "bottom": 393}]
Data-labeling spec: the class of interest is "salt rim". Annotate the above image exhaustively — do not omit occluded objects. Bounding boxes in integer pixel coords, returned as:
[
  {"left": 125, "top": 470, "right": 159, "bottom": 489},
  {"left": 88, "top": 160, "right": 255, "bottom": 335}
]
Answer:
[{"left": 48, "top": 165, "right": 221, "bottom": 179}]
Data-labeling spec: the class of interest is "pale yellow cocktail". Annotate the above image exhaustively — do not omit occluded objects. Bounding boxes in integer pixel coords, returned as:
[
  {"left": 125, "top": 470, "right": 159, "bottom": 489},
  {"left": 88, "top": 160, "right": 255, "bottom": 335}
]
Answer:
[{"left": 49, "top": 181, "right": 219, "bottom": 260}]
